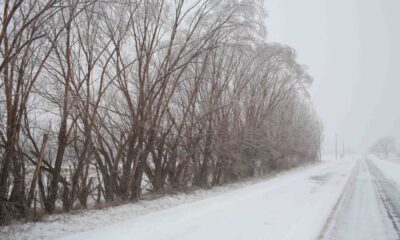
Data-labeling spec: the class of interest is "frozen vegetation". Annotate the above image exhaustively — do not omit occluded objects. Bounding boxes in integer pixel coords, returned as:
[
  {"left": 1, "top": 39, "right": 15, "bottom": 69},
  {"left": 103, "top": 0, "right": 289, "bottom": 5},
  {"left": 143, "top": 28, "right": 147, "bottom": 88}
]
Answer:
[{"left": 0, "top": 0, "right": 321, "bottom": 225}]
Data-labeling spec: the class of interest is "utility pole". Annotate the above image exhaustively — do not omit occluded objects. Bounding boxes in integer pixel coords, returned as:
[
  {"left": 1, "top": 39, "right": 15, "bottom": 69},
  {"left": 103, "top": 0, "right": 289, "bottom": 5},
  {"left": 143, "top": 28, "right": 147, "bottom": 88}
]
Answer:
[
  {"left": 342, "top": 142, "right": 345, "bottom": 158},
  {"left": 335, "top": 134, "right": 338, "bottom": 159}
]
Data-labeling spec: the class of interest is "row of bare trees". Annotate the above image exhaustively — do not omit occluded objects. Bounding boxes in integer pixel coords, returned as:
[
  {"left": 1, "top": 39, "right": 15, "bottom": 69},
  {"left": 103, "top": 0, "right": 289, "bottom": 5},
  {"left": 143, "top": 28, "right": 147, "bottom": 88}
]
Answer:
[
  {"left": 370, "top": 136, "right": 397, "bottom": 159},
  {"left": 0, "top": 0, "right": 322, "bottom": 224}
]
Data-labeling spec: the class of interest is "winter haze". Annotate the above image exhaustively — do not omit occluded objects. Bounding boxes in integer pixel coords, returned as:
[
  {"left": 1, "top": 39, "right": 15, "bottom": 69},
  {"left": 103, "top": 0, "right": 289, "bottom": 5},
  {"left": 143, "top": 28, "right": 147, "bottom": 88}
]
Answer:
[
  {"left": 265, "top": 0, "right": 400, "bottom": 153},
  {"left": 2, "top": 1, "right": 400, "bottom": 239}
]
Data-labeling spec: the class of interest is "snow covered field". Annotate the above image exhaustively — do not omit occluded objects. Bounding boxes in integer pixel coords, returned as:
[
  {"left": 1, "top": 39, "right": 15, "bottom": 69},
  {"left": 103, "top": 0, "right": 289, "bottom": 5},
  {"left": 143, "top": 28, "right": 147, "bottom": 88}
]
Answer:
[{"left": 2, "top": 156, "right": 358, "bottom": 240}]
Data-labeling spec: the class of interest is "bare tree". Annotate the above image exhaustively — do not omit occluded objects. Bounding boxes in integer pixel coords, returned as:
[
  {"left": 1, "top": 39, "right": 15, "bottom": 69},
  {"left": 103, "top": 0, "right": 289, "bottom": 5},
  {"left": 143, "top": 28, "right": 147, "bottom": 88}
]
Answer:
[
  {"left": 0, "top": 0, "right": 323, "bottom": 224},
  {"left": 370, "top": 136, "right": 396, "bottom": 159},
  {"left": 0, "top": 0, "right": 66, "bottom": 223}
]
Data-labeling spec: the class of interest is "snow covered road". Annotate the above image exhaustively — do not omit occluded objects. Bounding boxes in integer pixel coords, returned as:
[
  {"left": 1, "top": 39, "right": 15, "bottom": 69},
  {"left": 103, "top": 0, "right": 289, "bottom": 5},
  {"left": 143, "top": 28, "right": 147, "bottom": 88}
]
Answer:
[
  {"left": 321, "top": 157, "right": 400, "bottom": 240},
  {"left": 54, "top": 158, "right": 356, "bottom": 240},
  {"left": 7, "top": 156, "right": 400, "bottom": 240}
]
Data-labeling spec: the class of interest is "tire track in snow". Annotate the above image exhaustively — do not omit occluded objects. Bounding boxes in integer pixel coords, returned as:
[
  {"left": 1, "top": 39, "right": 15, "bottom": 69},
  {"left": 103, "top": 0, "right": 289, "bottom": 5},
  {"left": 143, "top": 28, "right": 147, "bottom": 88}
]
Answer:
[
  {"left": 366, "top": 158, "right": 400, "bottom": 239},
  {"left": 317, "top": 159, "right": 360, "bottom": 240},
  {"left": 320, "top": 158, "right": 400, "bottom": 240}
]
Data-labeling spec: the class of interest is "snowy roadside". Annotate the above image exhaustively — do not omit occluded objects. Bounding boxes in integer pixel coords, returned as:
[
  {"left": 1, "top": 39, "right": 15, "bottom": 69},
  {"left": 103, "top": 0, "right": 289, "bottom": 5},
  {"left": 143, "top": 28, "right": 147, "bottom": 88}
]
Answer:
[
  {"left": 1, "top": 156, "right": 357, "bottom": 240},
  {"left": 0, "top": 162, "right": 319, "bottom": 240}
]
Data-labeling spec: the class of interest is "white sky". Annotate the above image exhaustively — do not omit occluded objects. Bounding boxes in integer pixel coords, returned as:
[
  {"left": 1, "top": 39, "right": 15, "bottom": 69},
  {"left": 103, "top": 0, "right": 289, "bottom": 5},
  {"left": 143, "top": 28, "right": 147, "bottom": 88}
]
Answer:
[{"left": 264, "top": 0, "right": 400, "bottom": 154}]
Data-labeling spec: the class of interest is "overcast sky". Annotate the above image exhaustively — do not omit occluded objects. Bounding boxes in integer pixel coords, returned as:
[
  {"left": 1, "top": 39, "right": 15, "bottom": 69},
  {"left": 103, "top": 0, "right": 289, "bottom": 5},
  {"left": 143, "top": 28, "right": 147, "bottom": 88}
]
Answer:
[{"left": 264, "top": 0, "right": 400, "bottom": 154}]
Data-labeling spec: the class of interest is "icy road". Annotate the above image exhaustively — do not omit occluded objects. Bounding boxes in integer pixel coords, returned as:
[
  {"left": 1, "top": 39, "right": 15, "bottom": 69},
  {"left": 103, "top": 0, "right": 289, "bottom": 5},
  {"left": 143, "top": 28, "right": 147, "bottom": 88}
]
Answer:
[
  {"left": 321, "top": 156, "right": 400, "bottom": 240},
  {"left": 9, "top": 156, "right": 400, "bottom": 240}
]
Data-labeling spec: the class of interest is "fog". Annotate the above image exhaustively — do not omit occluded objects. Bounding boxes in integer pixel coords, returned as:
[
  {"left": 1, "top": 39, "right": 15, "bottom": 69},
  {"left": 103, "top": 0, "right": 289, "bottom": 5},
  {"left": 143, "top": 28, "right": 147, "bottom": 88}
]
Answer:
[{"left": 265, "top": 0, "right": 400, "bottom": 154}]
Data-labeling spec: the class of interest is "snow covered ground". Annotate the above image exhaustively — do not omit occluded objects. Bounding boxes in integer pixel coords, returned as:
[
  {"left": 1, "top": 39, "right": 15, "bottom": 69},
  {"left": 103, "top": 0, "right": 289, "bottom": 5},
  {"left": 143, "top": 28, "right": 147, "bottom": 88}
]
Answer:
[{"left": 2, "top": 156, "right": 358, "bottom": 240}]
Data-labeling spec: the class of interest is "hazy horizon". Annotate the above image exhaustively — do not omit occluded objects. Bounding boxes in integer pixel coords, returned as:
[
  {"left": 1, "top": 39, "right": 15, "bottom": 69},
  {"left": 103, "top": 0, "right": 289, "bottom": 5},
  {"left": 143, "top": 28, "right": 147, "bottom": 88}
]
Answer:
[{"left": 265, "top": 0, "right": 400, "bottom": 154}]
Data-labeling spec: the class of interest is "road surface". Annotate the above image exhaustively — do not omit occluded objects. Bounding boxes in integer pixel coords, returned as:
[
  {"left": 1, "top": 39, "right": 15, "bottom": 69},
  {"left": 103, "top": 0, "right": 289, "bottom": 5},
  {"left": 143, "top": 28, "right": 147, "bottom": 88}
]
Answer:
[{"left": 321, "top": 156, "right": 400, "bottom": 240}]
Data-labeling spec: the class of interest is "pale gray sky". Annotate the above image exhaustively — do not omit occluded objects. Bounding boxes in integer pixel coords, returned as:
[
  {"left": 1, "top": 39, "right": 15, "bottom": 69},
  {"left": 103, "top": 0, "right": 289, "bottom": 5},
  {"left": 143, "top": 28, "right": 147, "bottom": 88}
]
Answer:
[{"left": 265, "top": 0, "right": 400, "bottom": 153}]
